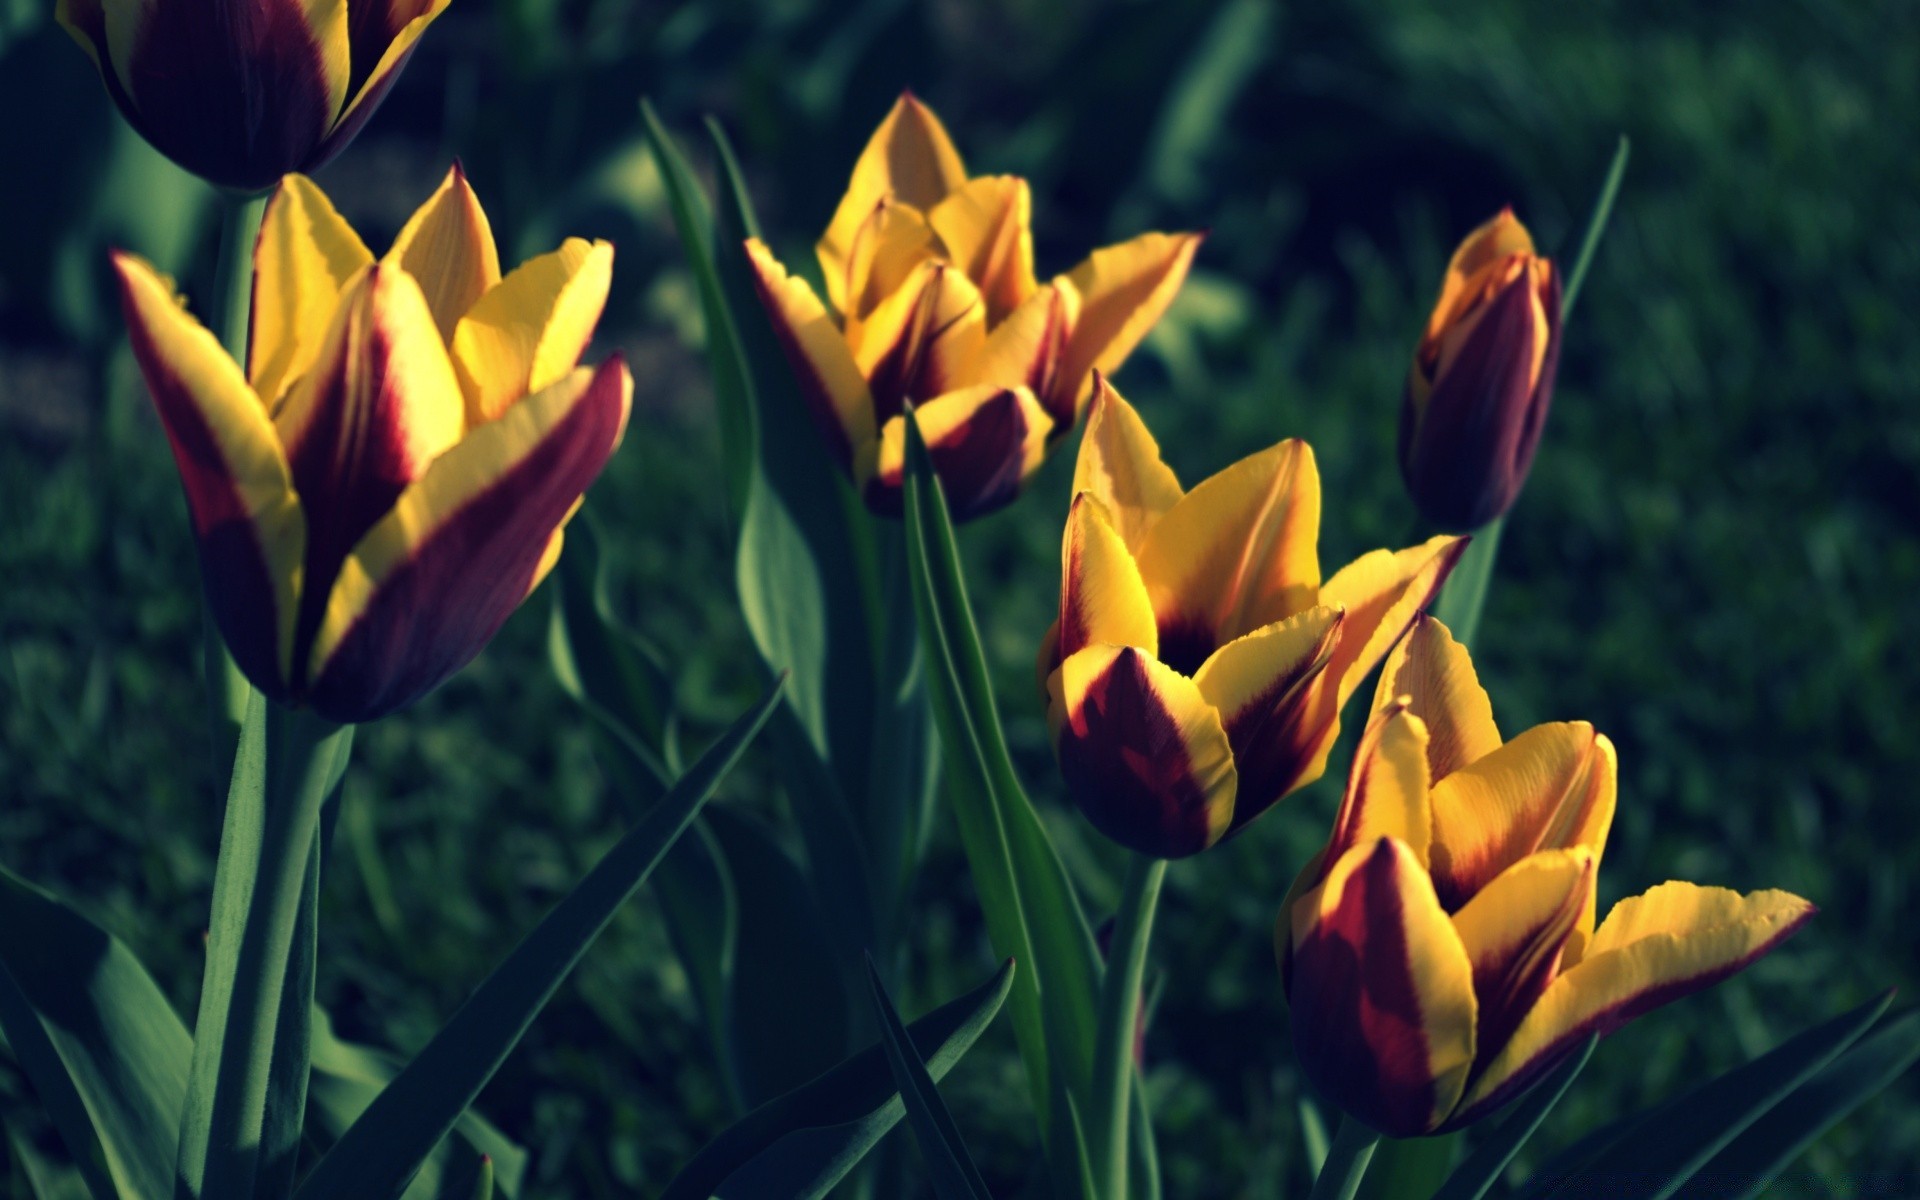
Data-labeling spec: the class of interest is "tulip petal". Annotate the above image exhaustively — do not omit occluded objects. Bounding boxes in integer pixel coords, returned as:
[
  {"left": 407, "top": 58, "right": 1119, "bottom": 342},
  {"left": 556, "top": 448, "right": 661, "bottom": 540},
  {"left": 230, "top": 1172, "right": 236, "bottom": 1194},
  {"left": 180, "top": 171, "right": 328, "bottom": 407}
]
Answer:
[
  {"left": 345, "top": 0, "right": 445, "bottom": 101},
  {"left": 850, "top": 262, "right": 986, "bottom": 423},
  {"left": 1046, "top": 231, "right": 1203, "bottom": 424},
  {"left": 868, "top": 386, "right": 1051, "bottom": 521},
  {"left": 1454, "top": 884, "right": 1814, "bottom": 1128},
  {"left": 1451, "top": 848, "right": 1595, "bottom": 1076},
  {"left": 324, "top": 0, "right": 452, "bottom": 163},
  {"left": 1324, "top": 700, "right": 1433, "bottom": 870},
  {"left": 1058, "top": 493, "right": 1156, "bottom": 661},
  {"left": 251, "top": 175, "right": 375, "bottom": 409},
  {"left": 1134, "top": 438, "right": 1320, "bottom": 675},
  {"left": 1424, "top": 209, "right": 1536, "bottom": 347},
  {"left": 112, "top": 253, "right": 303, "bottom": 697},
  {"left": 928, "top": 175, "right": 1036, "bottom": 324},
  {"left": 451, "top": 237, "right": 614, "bottom": 425},
  {"left": 1427, "top": 723, "right": 1617, "bottom": 914},
  {"left": 1289, "top": 839, "right": 1478, "bottom": 1138},
  {"left": 384, "top": 161, "right": 502, "bottom": 344},
  {"left": 1373, "top": 613, "right": 1502, "bottom": 784},
  {"left": 965, "top": 283, "right": 1071, "bottom": 400},
  {"left": 1047, "top": 644, "right": 1236, "bottom": 858},
  {"left": 1318, "top": 535, "right": 1468, "bottom": 708},
  {"left": 743, "top": 239, "right": 875, "bottom": 472},
  {"left": 820, "top": 93, "right": 968, "bottom": 315},
  {"left": 307, "top": 358, "right": 632, "bottom": 721},
  {"left": 1071, "top": 380, "right": 1183, "bottom": 554},
  {"left": 837, "top": 198, "right": 942, "bottom": 323},
  {"left": 1191, "top": 605, "right": 1344, "bottom": 831}
]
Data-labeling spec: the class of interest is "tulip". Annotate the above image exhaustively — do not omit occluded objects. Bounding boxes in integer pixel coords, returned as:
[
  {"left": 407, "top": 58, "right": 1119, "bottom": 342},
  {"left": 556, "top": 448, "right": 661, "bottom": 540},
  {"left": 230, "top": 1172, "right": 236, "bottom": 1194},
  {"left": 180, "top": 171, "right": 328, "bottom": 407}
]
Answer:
[
  {"left": 1401, "top": 209, "right": 1562, "bottom": 530},
  {"left": 113, "top": 166, "right": 631, "bottom": 722},
  {"left": 1038, "top": 381, "right": 1467, "bottom": 858},
  {"left": 1281, "top": 615, "right": 1814, "bottom": 1137},
  {"left": 57, "top": 0, "right": 449, "bottom": 192},
  {"left": 747, "top": 92, "right": 1202, "bottom": 520}
]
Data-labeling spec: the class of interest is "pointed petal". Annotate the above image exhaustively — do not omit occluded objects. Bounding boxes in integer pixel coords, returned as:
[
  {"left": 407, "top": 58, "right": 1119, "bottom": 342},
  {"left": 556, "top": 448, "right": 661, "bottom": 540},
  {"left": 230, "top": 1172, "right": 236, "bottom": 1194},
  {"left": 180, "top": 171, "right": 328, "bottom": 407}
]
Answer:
[
  {"left": 344, "top": 0, "right": 445, "bottom": 101},
  {"left": 1046, "top": 644, "right": 1236, "bottom": 858},
  {"left": 1046, "top": 231, "right": 1203, "bottom": 424},
  {"left": 1071, "top": 379, "right": 1183, "bottom": 554},
  {"left": 1373, "top": 612, "right": 1502, "bottom": 783},
  {"left": 1451, "top": 848, "right": 1595, "bottom": 1076},
  {"left": 1423, "top": 209, "right": 1537, "bottom": 350},
  {"left": 384, "top": 161, "right": 501, "bottom": 343},
  {"left": 1134, "top": 438, "right": 1320, "bottom": 674},
  {"left": 112, "top": 253, "right": 302, "bottom": 697},
  {"left": 250, "top": 174, "right": 375, "bottom": 409},
  {"left": 1318, "top": 535, "right": 1468, "bottom": 708},
  {"left": 965, "top": 283, "right": 1072, "bottom": 400},
  {"left": 928, "top": 175, "right": 1036, "bottom": 323},
  {"left": 451, "top": 238, "right": 614, "bottom": 425},
  {"left": 1191, "top": 605, "right": 1344, "bottom": 832},
  {"left": 307, "top": 357, "right": 632, "bottom": 721},
  {"left": 819, "top": 93, "right": 967, "bottom": 314},
  {"left": 1323, "top": 699, "right": 1433, "bottom": 871},
  {"left": 744, "top": 238, "right": 875, "bottom": 472},
  {"left": 1454, "top": 884, "right": 1814, "bottom": 1127},
  {"left": 850, "top": 262, "right": 986, "bottom": 422},
  {"left": 1058, "top": 493, "right": 1156, "bottom": 661},
  {"left": 836, "top": 198, "right": 941, "bottom": 323},
  {"left": 321, "top": 0, "right": 451, "bottom": 168},
  {"left": 1289, "top": 839, "right": 1478, "bottom": 1138},
  {"left": 867, "top": 385, "right": 1051, "bottom": 521},
  {"left": 1428, "top": 723, "right": 1617, "bottom": 913}
]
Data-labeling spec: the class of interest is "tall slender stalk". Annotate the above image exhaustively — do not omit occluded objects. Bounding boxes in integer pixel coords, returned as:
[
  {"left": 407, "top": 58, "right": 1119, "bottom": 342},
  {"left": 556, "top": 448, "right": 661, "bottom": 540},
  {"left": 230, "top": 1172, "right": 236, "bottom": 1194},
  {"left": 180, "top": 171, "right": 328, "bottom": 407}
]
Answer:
[
  {"left": 1308, "top": 1118, "right": 1380, "bottom": 1200},
  {"left": 1091, "top": 853, "right": 1167, "bottom": 1199}
]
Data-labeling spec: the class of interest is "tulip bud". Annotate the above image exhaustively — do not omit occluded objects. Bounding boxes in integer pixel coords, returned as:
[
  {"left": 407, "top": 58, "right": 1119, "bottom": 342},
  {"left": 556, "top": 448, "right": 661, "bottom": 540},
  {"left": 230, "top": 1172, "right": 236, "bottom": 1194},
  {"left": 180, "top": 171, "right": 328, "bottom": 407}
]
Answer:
[
  {"left": 1400, "top": 210, "right": 1562, "bottom": 531},
  {"left": 57, "top": 0, "right": 449, "bottom": 192}
]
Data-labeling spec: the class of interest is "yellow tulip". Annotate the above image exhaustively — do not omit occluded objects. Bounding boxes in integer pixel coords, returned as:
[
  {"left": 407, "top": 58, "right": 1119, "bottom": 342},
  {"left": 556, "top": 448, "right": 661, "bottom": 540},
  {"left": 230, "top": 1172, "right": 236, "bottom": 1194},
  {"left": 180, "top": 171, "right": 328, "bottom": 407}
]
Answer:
[
  {"left": 1038, "top": 381, "right": 1466, "bottom": 857},
  {"left": 747, "top": 93, "right": 1202, "bottom": 520},
  {"left": 1281, "top": 615, "right": 1813, "bottom": 1136},
  {"left": 113, "top": 166, "right": 631, "bottom": 722},
  {"left": 58, "top": 0, "right": 448, "bottom": 191}
]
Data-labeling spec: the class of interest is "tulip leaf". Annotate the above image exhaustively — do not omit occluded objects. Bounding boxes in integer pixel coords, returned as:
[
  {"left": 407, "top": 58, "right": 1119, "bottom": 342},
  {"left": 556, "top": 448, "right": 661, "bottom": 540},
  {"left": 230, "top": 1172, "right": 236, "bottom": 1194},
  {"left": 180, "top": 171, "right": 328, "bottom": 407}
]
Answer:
[
  {"left": 1430, "top": 1035, "right": 1595, "bottom": 1200},
  {"left": 293, "top": 679, "right": 783, "bottom": 1200},
  {"left": 657, "top": 959, "right": 1014, "bottom": 1200},
  {"left": 900, "top": 404, "right": 1103, "bottom": 1149},
  {"left": 0, "top": 866, "right": 190, "bottom": 1200},
  {"left": 1559, "top": 135, "right": 1631, "bottom": 323},
  {"left": 1518, "top": 990, "right": 1894, "bottom": 1199},
  {"left": 1674, "top": 1006, "right": 1920, "bottom": 1200},
  {"left": 864, "top": 955, "right": 994, "bottom": 1200}
]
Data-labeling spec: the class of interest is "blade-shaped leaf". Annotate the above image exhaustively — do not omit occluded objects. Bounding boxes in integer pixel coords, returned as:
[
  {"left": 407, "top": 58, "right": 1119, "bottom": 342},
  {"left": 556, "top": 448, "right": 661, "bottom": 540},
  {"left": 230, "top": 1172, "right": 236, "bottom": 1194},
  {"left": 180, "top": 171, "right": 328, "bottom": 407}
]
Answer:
[
  {"left": 865, "top": 955, "right": 992, "bottom": 1200},
  {"left": 1431, "top": 1036, "right": 1595, "bottom": 1200},
  {"left": 294, "top": 679, "right": 783, "bottom": 1200},
  {"left": 660, "top": 960, "right": 1014, "bottom": 1200},
  {"left": 0, "top": 866, "right": 191, "bottom": 1200}
]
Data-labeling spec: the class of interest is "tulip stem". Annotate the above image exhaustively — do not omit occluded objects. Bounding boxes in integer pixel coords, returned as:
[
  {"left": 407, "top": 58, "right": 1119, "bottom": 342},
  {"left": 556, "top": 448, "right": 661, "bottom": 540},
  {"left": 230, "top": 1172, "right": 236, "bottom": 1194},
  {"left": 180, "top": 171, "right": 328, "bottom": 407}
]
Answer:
[
  {"left": 1431, "top": 515, "right": 1504, "bottom": 649},
  {"left": 1091, "top": 852, "right": 1167, "bottom": 1200},
  {"left": 1309, "top": 1118, "right": 1381, "bottom": 1200}
]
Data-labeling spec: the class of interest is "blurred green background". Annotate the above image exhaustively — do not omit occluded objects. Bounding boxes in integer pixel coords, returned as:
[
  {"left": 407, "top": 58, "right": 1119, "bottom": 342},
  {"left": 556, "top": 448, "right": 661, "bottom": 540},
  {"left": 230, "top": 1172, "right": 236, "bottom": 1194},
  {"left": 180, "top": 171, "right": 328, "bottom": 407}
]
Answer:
[{"left": 2, "top": 0, "right": 1917, "bottom": 1195}]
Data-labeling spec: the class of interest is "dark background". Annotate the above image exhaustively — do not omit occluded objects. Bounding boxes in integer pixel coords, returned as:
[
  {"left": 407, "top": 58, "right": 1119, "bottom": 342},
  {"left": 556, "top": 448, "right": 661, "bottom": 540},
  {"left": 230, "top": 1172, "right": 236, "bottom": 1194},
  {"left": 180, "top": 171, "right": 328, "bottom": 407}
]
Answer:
[{"left": 2, "top": 0, "right": 1916, "bottom": 1195}]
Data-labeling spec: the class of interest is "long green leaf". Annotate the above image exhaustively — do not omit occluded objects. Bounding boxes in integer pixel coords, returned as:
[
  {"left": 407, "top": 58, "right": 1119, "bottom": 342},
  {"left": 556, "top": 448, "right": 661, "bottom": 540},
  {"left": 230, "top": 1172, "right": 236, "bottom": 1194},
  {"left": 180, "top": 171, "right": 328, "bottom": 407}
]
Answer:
[
  {"left": 659, "top": 959, "right": 1014, "bottom": 1200},
  {"left": 294, "top": 680, "right": 783, "bottom": 1200},
  {"left": 1430, "top": 1036, "right": 1594, "bottom": 1200},
  {"left": 864, "top": 956, "right": 993, "bottom": 1200},
  {"left": 0, "top": 867, "right": 191, "bottom": 1200}
]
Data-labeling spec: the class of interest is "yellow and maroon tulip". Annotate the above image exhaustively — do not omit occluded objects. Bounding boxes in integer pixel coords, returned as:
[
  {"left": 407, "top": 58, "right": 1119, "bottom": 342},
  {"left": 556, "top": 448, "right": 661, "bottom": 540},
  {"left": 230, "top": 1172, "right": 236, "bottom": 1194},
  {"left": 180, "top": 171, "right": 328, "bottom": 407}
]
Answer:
[
  {"left": 57, "top": 0, "right": 449, "bottom": 192},
  {"left": 1037, "top": 381, "right": 1467, "bottom": 858},
  {"left": 1281, "top": 615, "right": 1814, "bottom": 1137},
  {"left": 747, "top": 92, "right": 1202, "bottom": 521},
  {"left": 1401, "top": 209, "right": 1562, "bottom": 531},
  {"left": 113, "top": 166, "right": 630, "bottom": 722}
]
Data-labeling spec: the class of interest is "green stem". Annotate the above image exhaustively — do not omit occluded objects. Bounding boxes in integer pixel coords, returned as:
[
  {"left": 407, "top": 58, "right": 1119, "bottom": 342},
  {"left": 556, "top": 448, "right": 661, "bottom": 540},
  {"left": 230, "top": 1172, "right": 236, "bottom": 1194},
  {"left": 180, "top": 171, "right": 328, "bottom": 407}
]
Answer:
[
  {"left": 1091, "top": 853, "right": 1167, "bottom": 1199},
  {"left": 1430, "top": 515, "right": 1504, "bottom": 649},
  {"left": 178, "top": 694, "right": 350, "bottom": 1199},
  {"left": 1308, "top": 1118, "right": 1380, "bottom": 1200},
  {"left": 202, "top": 192, "right": 268, "bottom": 784},
  {"left": 1559, "top": 136, "right": 1630, "bottom": 322}
]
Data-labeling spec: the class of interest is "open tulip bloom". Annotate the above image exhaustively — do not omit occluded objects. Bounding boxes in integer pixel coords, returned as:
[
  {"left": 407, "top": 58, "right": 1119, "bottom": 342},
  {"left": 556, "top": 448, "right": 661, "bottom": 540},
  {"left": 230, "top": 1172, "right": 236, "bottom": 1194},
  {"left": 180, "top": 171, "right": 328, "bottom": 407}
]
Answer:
[
  {"left": 1282, "top": 614, "right": 1814, "bottom": 1137},
  {"left": 1039, "top": 381, "right": 1467, "bottom": 858},
  {"left": 113, "top": 166, "right": 631, "bottom": 723},
  {"left": 1400, "top": 208, "right": 1563, "bottom": 531},
  {"left": 58, "top": 0, "right": 449, "bottom": 193},
  {"left": 748, "top": 93, "right": 1202, "bottom": 520}
]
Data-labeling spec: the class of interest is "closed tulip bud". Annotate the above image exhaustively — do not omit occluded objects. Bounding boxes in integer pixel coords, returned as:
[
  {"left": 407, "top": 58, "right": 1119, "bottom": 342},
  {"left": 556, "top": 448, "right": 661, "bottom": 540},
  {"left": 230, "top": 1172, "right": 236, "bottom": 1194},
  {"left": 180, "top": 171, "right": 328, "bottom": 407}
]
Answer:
[
  {"left": 57, "top": 0, "right": 449, "bottom": 192},
  {"left": 1280, "top": 615, "right": 1813, "bottom": 1137},
  {"left": 113, "top": 167, "right": 631, "bottom": 722},
  {"left": 1401, "top": 209, "right": 1562, "bottom": 530},
  {"left": 1037, "top": 380, "right": 1467, "bottom": 858},
  {"left": 748, "top": 92, "right": 1202, "bottom": 521}
]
